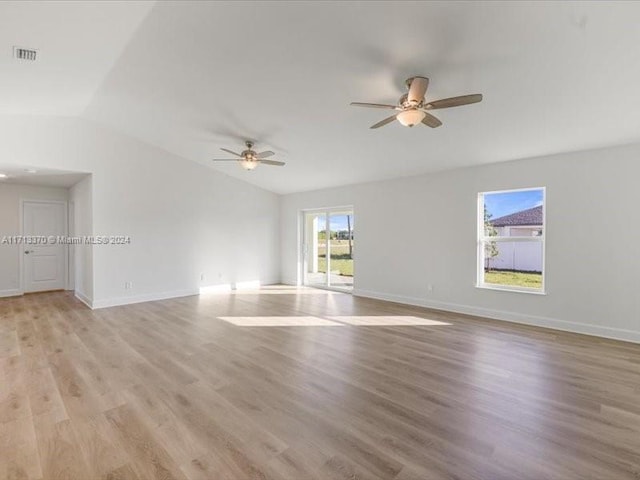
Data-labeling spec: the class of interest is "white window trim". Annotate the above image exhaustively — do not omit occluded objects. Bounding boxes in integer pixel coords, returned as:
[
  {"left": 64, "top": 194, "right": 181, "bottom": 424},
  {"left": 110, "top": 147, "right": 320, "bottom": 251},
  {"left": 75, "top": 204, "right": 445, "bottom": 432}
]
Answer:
[{"left": 476, "top": 187, "right": 546, "bottom": 295}]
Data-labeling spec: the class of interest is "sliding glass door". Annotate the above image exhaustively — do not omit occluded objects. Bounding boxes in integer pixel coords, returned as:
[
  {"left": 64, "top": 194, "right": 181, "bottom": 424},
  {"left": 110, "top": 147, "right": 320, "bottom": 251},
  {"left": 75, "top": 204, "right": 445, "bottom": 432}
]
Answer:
[{"left": 303, "top": 208, "right": 354, "bottom": 292}]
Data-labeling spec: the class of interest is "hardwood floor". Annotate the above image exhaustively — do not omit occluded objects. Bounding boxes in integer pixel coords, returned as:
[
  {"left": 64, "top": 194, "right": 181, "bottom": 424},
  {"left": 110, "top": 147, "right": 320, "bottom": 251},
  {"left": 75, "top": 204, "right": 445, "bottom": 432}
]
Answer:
[{"left": 1, "top": 286, "right": 640, "bottom": 480}]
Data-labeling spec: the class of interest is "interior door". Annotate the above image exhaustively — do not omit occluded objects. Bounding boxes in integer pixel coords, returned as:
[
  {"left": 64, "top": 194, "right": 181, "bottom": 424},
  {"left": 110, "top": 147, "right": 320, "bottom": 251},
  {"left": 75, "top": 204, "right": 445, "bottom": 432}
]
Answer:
[{"left": 23, "top": 201, "right": 67, "bottom": 293}]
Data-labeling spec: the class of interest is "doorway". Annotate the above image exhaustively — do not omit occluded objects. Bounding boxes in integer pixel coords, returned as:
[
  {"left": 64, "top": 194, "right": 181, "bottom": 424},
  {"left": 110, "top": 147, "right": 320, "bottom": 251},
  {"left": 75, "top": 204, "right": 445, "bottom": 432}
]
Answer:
[
  {"left": 303, "top": 208, "right": 354, "bottom": 292},
  {"left": 21, "top": 200, "right": 68, "bottom": 293}
]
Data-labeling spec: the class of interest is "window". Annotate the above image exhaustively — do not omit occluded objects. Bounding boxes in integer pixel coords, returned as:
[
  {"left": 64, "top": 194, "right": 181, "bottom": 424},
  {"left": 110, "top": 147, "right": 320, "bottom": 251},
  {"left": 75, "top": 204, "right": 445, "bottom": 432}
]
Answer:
[{"left": 477, "top": 187, "right": 545, "bottom": 293}]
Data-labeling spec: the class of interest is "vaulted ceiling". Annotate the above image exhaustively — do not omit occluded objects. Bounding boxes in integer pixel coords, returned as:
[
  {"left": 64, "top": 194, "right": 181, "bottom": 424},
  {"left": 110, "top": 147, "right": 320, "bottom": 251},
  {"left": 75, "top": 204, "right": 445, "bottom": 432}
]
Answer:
[
  {"left": 0, "top": 1, "right": 153, "bottom": 115},
  {"left": 3, "top": 1, "right": 640, "bottom": 194}
]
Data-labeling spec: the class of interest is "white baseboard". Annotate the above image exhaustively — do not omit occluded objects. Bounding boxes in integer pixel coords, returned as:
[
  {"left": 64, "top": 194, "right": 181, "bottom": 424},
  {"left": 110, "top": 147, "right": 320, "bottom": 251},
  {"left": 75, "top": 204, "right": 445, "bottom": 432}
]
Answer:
[
  {"left": 74, "top": 290, "right": 94, "bottom": 309},
  {"left": 92, "top": 288, "right": 199, "bottom": 310},
  {"left": 87, "top": 278, "right": 283, "bottom": 310},
  {"left": 0, "top": 289, "right": 22, "bottom": 299},
  {"left": 353, "top": 288, "right": 640, "bottom": 344}
]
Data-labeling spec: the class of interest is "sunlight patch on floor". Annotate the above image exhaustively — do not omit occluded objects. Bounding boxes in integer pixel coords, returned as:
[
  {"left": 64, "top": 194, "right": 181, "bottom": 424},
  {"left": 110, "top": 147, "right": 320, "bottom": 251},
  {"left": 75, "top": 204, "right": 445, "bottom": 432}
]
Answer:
[
  {"left": 199, "top": 284, "right": 233, "bottom": 294},
  {"left": 217, "top": 315, "right": 451, "bottom": 327},
  {"left": 218, "top": 316, "right": 344, "bottom": 327},
  {"left": 327, "top": 316, "right": 452, "bottom": 326},
  {"left": 235, "top": 280, "right": 261, "bottom": 290},
  {"left": 201, "top": 285, "right": 338, "bottom": 295}
]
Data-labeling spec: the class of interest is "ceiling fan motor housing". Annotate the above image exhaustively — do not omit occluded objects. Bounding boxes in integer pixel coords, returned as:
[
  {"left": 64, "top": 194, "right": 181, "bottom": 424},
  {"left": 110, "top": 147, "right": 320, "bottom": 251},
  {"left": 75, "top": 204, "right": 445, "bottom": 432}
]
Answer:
[
  {"left": 242, "top": 141, "right": 256, "bottom": 159},
  {"left": 406, "top": 76, "right": 429, "bottom": 104}
]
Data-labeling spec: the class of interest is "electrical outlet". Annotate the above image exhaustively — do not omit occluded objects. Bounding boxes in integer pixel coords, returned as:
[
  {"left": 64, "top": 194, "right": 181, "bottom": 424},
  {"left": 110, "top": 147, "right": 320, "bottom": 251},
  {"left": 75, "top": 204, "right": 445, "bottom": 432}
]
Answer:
[
  {"left": 200, "top": 273, "right": 205, "bottom": 282},
  {"left": 125, "top": 281, "right": 132, "bottom": 290},
  {"left": 427, "top": 284, "right": 433, "bottom": 294}
]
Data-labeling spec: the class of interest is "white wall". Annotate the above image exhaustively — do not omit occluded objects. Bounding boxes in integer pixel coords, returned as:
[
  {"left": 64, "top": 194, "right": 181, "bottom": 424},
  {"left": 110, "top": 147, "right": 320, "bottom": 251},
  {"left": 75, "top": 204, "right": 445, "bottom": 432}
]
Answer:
[
  {"left": 70, "top": 175, "right": 93, "bottom": 304},
  {"left": 0, "top": 183, "right": 69, "bottom": 296},
  {"left": 0, "top": 116, "right": 280, "bottom": 308},
  {"left": 281, "top": 142, "right": 640, "bottom": 343}
]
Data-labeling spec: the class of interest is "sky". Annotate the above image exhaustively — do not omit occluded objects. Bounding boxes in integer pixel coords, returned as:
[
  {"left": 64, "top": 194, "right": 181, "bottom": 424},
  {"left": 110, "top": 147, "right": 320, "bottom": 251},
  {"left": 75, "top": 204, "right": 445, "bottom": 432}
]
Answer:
[
  {"left": 331, "top": 214, "right": 353, "bottom": 231},
  {"left": 484, "top": 189, "right": 544, "bottom": 219},
  {"left": 315, "top": 214, "right": 353, "bottom": 232}
]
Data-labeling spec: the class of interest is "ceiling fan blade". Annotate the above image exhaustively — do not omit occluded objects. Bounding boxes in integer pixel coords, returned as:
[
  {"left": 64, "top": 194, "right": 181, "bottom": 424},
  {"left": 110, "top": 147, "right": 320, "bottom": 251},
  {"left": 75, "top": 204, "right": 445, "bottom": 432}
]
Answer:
[
  {"left": 407, "top": 76, "right": 429, "bottom": 103},
  {"left": 211, "top": 159, "right": 239, "bottom": 162},
  {"left": 220, "top": 148, "right": 242, "bottom": 157},
  {"left": 350, "top": 102, "right": 399, "bottom": 110},
  {"left": 370, "top": 114, "right": 398, "bottom": 129},
  {"left": 256, "top": 151, "right": 275, "bottom": 159},
  {"left": 421, "top": 112, "right": 442, "bottom": 128},
  {"left": 260, "top": 160, "right": 285, "bottom": 166},
  {"left": 426, "top": 94, "right": 483, "bottom": 110}
]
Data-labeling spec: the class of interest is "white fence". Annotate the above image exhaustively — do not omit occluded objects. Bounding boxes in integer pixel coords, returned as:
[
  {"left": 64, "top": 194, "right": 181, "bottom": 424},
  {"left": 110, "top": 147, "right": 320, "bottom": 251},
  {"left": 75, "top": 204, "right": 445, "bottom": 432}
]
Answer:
[{"left": 488, "top": 241, "right": 542, "bottom": 272}]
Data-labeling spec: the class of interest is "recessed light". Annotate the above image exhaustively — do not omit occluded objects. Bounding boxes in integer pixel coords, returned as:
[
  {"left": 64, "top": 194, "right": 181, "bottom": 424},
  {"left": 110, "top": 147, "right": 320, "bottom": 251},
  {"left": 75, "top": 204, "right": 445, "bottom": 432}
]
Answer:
[
  {"left": 0, "top": 173, "right": 7, "bottom": 179},
  {"left": 24, "top": 169, "right": 37, "bottom": 174}
]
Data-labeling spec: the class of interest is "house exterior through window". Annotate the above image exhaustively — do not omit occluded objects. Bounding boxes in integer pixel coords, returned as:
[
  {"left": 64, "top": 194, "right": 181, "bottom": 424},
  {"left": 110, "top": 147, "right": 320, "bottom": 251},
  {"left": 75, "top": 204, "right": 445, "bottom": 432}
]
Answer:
[{"left": 478, "top": 188, "right": 545, "bottom": 293}]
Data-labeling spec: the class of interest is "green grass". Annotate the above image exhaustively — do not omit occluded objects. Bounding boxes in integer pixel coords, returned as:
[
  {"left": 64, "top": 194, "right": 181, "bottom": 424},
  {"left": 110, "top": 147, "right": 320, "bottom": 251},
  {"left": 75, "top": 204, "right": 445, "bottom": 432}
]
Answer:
[
  {"left": 484, "top": 271, "right": 542, "bottom": 289},
  {"left": 317, "top": 241, "right": 351, "bottom": 255},
  {"left": 318, "top": 258, "right": 353, "bottom": 277},
  {"left": 317, "top": 240, "right": 354, "bottom": 277}
]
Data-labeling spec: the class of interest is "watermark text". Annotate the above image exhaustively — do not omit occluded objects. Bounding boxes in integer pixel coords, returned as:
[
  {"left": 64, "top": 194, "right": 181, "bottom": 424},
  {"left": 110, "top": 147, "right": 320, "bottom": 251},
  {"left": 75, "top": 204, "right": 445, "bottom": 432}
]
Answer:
[{"left": 1, "top": 235, "right": 131, "bottom": 245}]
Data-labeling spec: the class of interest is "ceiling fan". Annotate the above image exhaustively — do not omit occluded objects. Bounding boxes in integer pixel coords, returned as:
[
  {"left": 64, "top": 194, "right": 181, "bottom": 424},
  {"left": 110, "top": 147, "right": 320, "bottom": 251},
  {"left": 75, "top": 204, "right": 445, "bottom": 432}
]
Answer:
[
  {"left": 351, "top": 76, "right": 482, "bottom": 129},
  {"left": 211, "top": 141, "right": 285, "bottom": 171}
]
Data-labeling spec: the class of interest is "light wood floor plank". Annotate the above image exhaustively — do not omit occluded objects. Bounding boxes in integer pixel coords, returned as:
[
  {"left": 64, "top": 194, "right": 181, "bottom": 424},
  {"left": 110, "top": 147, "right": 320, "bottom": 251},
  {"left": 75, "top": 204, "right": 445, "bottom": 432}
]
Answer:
[
  {"left": 104, "top": 404, "right": 188, "bottom": 480},
  {"left": 0, "top": 415, "right": 41, "bottom": 480},
  {"left": 0, "top": 289, "right": 639, "bottom": 479},
  {"left": 34, "top": 414, "right": 93, "bottom": 480}
]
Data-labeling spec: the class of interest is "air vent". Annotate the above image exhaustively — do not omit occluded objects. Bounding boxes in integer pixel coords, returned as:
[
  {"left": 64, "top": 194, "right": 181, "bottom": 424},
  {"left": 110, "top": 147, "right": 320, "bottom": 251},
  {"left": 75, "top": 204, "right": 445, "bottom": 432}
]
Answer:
[{"left": 14, "top": 46, "right": 37, "bottom": 61}]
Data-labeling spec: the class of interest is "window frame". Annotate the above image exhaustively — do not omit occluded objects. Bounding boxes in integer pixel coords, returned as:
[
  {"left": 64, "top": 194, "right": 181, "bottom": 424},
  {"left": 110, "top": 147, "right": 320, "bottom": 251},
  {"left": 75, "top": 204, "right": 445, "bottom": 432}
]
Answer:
[{"left": 476, "top": 187, "right": 546, "bottom": 295}]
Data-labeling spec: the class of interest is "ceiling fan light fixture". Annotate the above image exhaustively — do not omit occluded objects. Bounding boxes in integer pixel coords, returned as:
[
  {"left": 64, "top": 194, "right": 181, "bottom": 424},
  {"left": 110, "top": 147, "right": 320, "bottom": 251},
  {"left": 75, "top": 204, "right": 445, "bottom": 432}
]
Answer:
[
  {"left": 351, "top": 76, "right": 481, "bottom": 130},
  {"left": 213, "top": 141, "right": 284, "bottom": 169},
  {"left": 240, "top": 159, "right": 259, "bottom": 171},
  {"left": 397, "top": 109, "right": 426, "bottom": 127}
]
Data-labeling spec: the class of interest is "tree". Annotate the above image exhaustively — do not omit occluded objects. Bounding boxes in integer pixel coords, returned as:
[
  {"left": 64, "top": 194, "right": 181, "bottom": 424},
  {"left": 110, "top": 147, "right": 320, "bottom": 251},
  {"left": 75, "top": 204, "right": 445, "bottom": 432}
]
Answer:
[
  {"left": 346, "top": 215, "right": 353, "bottom": 258},
  {"left": 484, "top": 205, "right": 499, "bottom": 271}
]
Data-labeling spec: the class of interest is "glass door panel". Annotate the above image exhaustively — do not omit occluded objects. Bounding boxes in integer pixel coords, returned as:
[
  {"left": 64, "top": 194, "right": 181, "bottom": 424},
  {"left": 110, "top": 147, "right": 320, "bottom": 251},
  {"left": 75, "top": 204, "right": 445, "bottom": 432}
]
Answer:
[
  {"left": 304, "top": 212, "right": 327, "bottom": 287},
  {"left": 328, "top": 212, "right": 354, "bottom": 290}
]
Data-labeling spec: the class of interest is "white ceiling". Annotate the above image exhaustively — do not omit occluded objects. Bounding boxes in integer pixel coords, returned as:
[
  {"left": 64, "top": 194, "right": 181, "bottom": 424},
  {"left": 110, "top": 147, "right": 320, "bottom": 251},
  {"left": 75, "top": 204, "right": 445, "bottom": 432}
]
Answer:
[
  {"left": 4, "top": 1, "right": 640, "bottom": 193},
  {"left": 0, "top": 165, "right": 88, "bottom": 188},
  {"left": 0, "top": 1, "right": 153, "bottom": 115}
]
